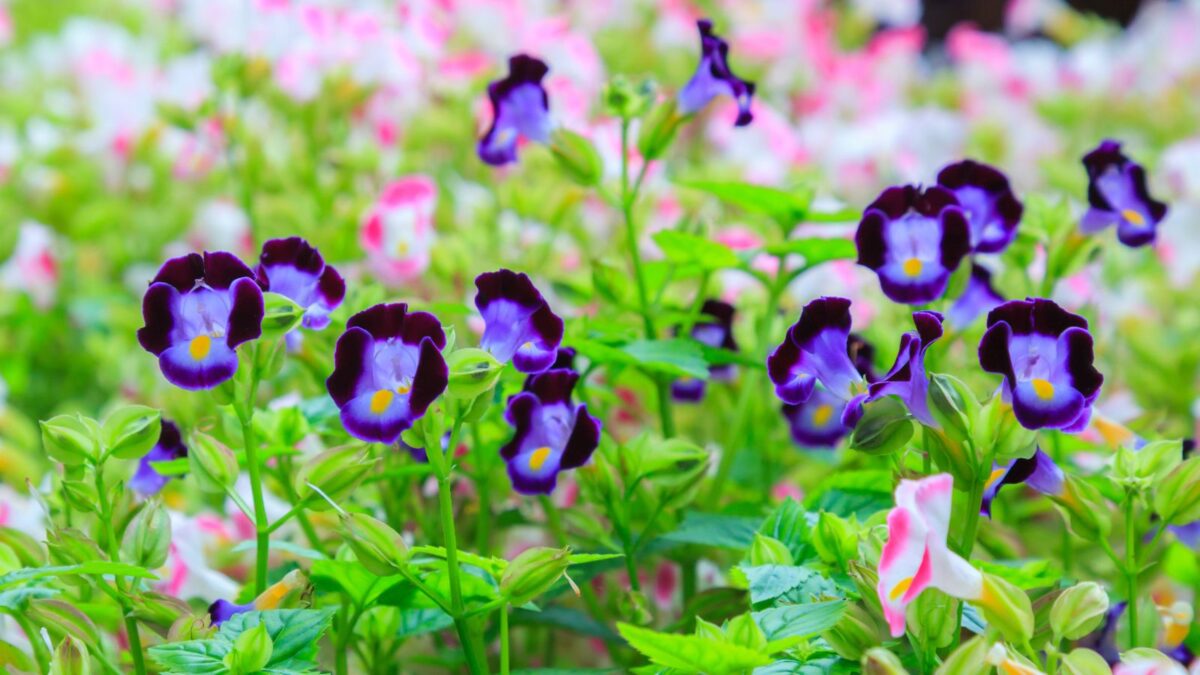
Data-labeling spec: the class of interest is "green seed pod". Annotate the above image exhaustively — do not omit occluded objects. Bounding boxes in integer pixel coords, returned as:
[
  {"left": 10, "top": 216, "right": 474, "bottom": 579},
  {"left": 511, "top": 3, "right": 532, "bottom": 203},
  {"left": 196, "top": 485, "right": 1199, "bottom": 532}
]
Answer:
[
  {"left": 100, "top": 405, "right": 161, "bottom": 460},
  {"left": 121, "top": 500, "right": 171, "bottom": 570},
  {"left": 130, "top": 592, "right": 191, "bottom": 628},
  {"left": 849, "top": 397, "right": 914, "bottom": 456},
  {"left": 1051, "top": 475, "right": 1111, "bottom": 542},
  {"left": 927, "top": 374, "right": 977, "bottom": 444},
  {"left": 0, "top": 526, "right": 46, "bottom": 566},
  {"left": 223, "top": 622, "right": 272, "bottom": 675},
  {"left": 1155, "top": 456, "right": 1200, "bottom": 526},
  {"left": 637, "top": 98, "right": 684, "bottom": 161},
  {"left": 340, "top": 512, "right": 409, "bottom": 577},
  {"left": 40, "top": 415, "right": 97, "bottom": 466},
  {"left": 862, "top": 647, "right": 910, "bottom": 675},
  {"left": 908, "top": 589, "right": 959, "bottom": 650},
  {"left": 823, "top": 603, "right": 884, "bottom": 660},
  {"left": 49, "top": 635, "right": 91, "bottom": 675},
  {"left": 188, "top": 432, "right": 240, "bottom": 494},
  {"left": 548, "top": 129, "right": 604, "bottom": 187},
  {"left": 934, "top": 636, "right": 991, "bottom": 675},
  {"left": 813, "top": 512, "right": 857, "bottom": 567},
  {"left": 46, "top": 528, "right": 107, "bottom": 567},
  {"left": 1060, "top": 648, "right": 1117, "bottom": 675},
  {"left": 28, "top": 599, "right": 101, "bottom": 656},
  {"left": 976, "top": 573, "right": 1034, "bottom": 645},
  {"left": 294, "top": 447, "right": 374, "bottom": 510},
  {"left": 1050, "top": 582, "right": 1109, "bottom": 641},
  {"left": 260, "top": 292, "right": 305, "bottom": 339},
  {"left": 500, "top": 547, "right": 571, "bottom": 606},
  {"left": 445, "top": 348, "right": 504, "bottom": 400},
  {"left": 748, "top": 533, "right": 793, "bottom": 567}
]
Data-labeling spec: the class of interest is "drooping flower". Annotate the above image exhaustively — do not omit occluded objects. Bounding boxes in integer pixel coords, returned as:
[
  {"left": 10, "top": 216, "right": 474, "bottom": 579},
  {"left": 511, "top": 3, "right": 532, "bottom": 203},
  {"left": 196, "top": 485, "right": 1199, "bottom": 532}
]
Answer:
[
  {"left": 979, "top": 299, "right": 1103, "bottom": 432},
  {"left": 207, "top": 570, "right": 306, "bottom": 627},
  {"left": 869, "top": 311, "right": 944, "bottom": 426},
  {"left": 877, "top": 474, "right": 983, "bottom": 637},
  {"left": 1081, "top": 140, "right": 1168, "bottom": 248},
  {"left": 137, "top": 252, "right": 265, "bottom": 390},
  {"left": 325, "top": 303, "right": 448, "bottom": 444},
  {"left": 947, "top": 264, "right": 1005, "bottom": 329},
  {"left": 500, "top": 369, "right": 600, "bottom": 495},
  {"left": 672, "top": 300, "right": 739, "bottom": 402},
  {"left": 256, "top": 237, "right": 344, "bottom": 331},
  {"left": 678, "top": 19, "right": 756, "bottom": 127},
  {"left": 855, "top": 185, "right": 971, "bottom": 305},
  {"left": 979, "top": 448, "right": 1065, "bottom": 516},
  {"left": 130, "top": 421, "right": 188, "bottom": 495},
  {"left": 478, "top": 55, "right": 552, "bottom": 166},
  {"left": 475, "top": 269, "right": 564, "bottom": 374},
  {"left": 936, "top": 159, "right": 1023, "bottom": 253},
  {"left": 767, "top": 297, "right": 869, "bottom": 427},
  {"left": 360, "top": 176, "right": 437, "bottom": 285}
]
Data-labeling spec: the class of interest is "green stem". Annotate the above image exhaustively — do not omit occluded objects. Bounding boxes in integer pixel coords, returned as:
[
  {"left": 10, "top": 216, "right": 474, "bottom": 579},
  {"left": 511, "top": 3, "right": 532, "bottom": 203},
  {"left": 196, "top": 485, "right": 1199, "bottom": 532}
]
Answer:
[
  {"left": 1124, "top": 496, "right": 1139, "bottom": 648},
  {"left": 499, "top": 606, "right": 510, "bottom": 675},
  {"left": 956, "top": 471, "right": 985, "bottom": 557},
  {"left": 13, "top": 612, "right": 50, "bottom": 673},
  {"left": 93, "top": 464, "right": 147, "bottom": 675},
  {"left": 240, "top": 411, "right": 271, "bottom": 595},
  {"left": 124, "top": 615, "right": 147, "bottom": 675}
]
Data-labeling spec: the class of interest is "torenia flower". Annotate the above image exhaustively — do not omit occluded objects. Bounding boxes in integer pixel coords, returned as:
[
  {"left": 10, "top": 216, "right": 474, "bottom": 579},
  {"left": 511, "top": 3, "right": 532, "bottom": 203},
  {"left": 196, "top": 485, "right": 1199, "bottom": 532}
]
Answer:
[
  {"left": 936, "top": 159, "right": 1023, "bottom": 253},
  {"left": 855, "top": 185, "right": 971, "bottom": 305},
  {"left": 783, "top": 386, "right": 855, "bottom": 448},
  {"left": 478, "top": 55, "right": 552, "bottom": 166},
  {"left": 869, "top": 311, "right": 944, "bottom": 426},
  {"left": 979, "top": 299, "right": 1103, "bottom": 432},
  {"left": 360, "top": 177, "right": 437, "bottom": 285},
  {"left": 1081, "top": 140, "right": 1168, "bottom": 247},
  {"left": 672, "top": 300, "right": 738, "bottom": 402},
  {"left": 137, "top": 252, "right": 264, "bottom": 390},
  {"left": 877, "top": 474, "right": 983, "bottom": 637},
  {"left": 207, "top": 569, "right": 306, "bottom": 627},
  {"left": 980, "top": 448, "right": 1065, "bottom": 516},
  {"left": 678, "top": 19, "right": 756, "bottom": 126},
  {"left": 947, "top": 264, "right": 1004, "bottom": 329},
  {"left": 475, "top": 269, "right": 564, "bottom": 374},
  {"left": 500, "top": 369, "right": 601, "bottom": 495},
  {"left": 326, "top": 304, "right": 449, "bottom": 444},
  {"left": 130, "top": 420, "right": 188, "bottom": 495},
  {"left": 256, "top": 237, "right": 344, "bottom": 331}
]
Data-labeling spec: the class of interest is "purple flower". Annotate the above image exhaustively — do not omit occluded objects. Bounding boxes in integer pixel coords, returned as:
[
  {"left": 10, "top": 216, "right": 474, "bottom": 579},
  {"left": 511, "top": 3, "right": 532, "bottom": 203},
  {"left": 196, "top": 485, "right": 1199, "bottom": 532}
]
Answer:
[
  {"left": 979, "top": 299, "right": 1103, "bottom": 432},
  {"left": 678, "top": 19, "right": 756, "bottom": 126},
  {"left": 868, "top": 311, "right": 944, "bottom": 426},
  {"left": 207, "top": 599, "right": 251, "bottom": 627},
  {"left": 137, "top": 252, "right": 264, "bottom": 390},
  {"left": 782, "top": 387, "right": 854, "bottom": 448},
  {"left": 936, "top": 159, "right": 1023, "bottom": 253},
  {"left": 256, "top": 237, "right": 345, "bottom": 331},
  {"left": 767, "top": 297, "right": 869, "bottom": 428},
  {"left": 947, "top": 264, "right": 1004, "bottom": 329},
  {"left": 475, "top": 269, "right": 564, "bottom": 374},
  {"left": 979, "top": 448, "right": 1065, "bottom": 516},
  {"left": 326, "top": 304, "right": 448, "bottom": 444},
  {"left": 848, "top": 333, "right": 877, "bottom": 382},
  {"left": 478, "top": 55, "right": 552, "bottom": 166},
  {"left": 500, "top": 369, "right": 600, "bottom": 495},
  {"left": 1081, "top": 139, "right": 1168, "bottom": 247},
  {"left": 855, "top": 185, "right": 971, "bottom": 305},
  {"left": 129, "top": 420, "right": 187, "bottom": 495},
  {"left": 672, "top": 300, "right": 738, "bottom": 402}
]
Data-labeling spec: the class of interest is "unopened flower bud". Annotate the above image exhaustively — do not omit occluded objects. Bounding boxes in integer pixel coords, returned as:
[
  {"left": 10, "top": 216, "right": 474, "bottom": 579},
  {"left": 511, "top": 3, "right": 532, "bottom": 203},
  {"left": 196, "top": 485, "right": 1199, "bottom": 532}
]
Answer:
[
  {"left": 824, "top": 603, "right": 884, "bottom": 660},
  {"left": 862, "top": 647, "right": 909, "bottom": 675},
  {"left": 813, "top": 512, "right": 857, "bottom": 566},
  {"left": 976, "top": 573, "right": 1034, "bottom": 645},
  {"left": 934, "top": 636, "right": 990, "bottom": 675},
  {"left": 295, "top": 447, "right": 374, "bottom": 510},
  {"left": 188, "top": 432, "right": 240, "bottom": 494},
  {"left": 849, "top": 397, "right": 915, "bottom": 456},
  {"left": 1059, "top": 648, "right": 1112, "bottom": 675},
  {"left": 922, "top": 427, "right": 977, "bottom": 486},
  {"left": 46, "top": 528, "right": 107, "bottom": 567},
  {"left": 40, "top": 415, "right": 97, "bottom": 466},
  {"left": 602, "top": 75, "right": 655, "bottom": 119},
  {"left": 748, "top": 533, "right": 793, "bottom": 567},
  {"left": 1155, "top": 456, "right": 1200, "bottom": 526},
  {"left": 101, "top": 405, "right": 162, "bottom": 460},
  {"left": 340, "top": 512, "right": 409, "bottom": 577},
  {"left": 50, "top": 635, "right": 91, "bottom": 675},
  {"left": 549, "top": 129, "right": 603, "bottom": 187},
  {"left": 1050, "top": 582, "right": 1109, "bottom": 641},
  {"left": 260, "top": 292, "right": 305, "bottom": 339},
  {"left": 29, "top": 599, "right": 101, "bottom": 655},
  {"left": 1051, "top": 475, "right": 1111, "bottom": 542},
  {"left": 500, "top": 547, "right": 571, "bottom": 606},
  {"left": 445, "top": 348, "right": 504, "bottom": 400},
  {"left": 223, "top": 622, "right": 272, "bottom": 675},
  {"left": 908, "top": 589, "right": 959, "bottom": 650},
  {"left": 637, "top": 98, "right": 684, "bottom": 161},
  {"left": 927, "top": 374, "right": 977, "bottom": 444},
  {"left": 121, "top": 500, "right": 171, "bottom": 570}
]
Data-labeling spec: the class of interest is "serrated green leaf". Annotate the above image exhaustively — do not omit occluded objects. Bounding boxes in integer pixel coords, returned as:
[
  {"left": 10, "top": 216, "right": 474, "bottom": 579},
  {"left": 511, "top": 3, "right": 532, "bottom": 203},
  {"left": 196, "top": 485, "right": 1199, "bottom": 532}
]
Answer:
[
  {"left": 622, "top": 339, "right": 709, "bottom": 379},
  {"left": 753, "top": 600, "right": 846, "bottom": 641},
  {"left": 741, "top": 566, "right": 841, "bottom": 606},
  {"left": 660, "top": 512, "right": 762, "bottom": 550},
  {"left": 653, "top": 230, "right": 740, "bottom": 269},
  {"left": 395, "top": 608, "right": 455, "bottom": 639},
  {"left": 617, "top": 622, "right": 773, "bottom": 672}
]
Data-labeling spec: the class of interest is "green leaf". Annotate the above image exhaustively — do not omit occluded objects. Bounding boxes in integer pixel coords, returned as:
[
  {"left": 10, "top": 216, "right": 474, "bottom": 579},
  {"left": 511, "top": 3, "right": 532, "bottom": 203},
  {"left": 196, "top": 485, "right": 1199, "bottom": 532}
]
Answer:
[
  {"left": 101, "top": 405, "right": 161, "bottom": 460},
  {"left": 617, "top": 622, "right": 773, "bottom": 671},
  {"left": 310, "top": 560, "right": 402, "bottom": 608},
  {"left": 622, "top": 339, "right": 709, "bottom": 379},
  {"left": 680, "top": 180, "right": 813, "bottom": 230},
  {"left": 0, "top": 562, "right": 156, "bottom": 591},
  {"left": 149, "top": 609, "right": 336, "bottom": 675},
  {"left": 0, "top": 586, "right": 57, "bottom": 612},
  {"left": 753, "top": 600, "right": 847, "bottom": 641},
  {"left": 660, "top": 512, "right": 762, "bottom": 550},
  {"left": 804, "top": 470, "right": 894, "bottom": 519},
  {"left": 514, "top": 605, "right": 621, "bottom": 642},
  {"left": 566, "top": 553, "right": 625, "bottom": 566},
  {"left": 741, "top": 566, "right": 841, "bottom": 606},
  {"left": 759, "top": 500, "right": 818, "bottom": 564},
  {"left": 395, "top": 608, "right": 455, "bottom": 639},
  {"left": 977, "top": 560, "right": 1060, "bottom": 591},
  {"left": 652, "top": 231, "right": 740, "bottom": 270},
  {"left": 763, "top": 238, "right": 856, "bottom": 267}
]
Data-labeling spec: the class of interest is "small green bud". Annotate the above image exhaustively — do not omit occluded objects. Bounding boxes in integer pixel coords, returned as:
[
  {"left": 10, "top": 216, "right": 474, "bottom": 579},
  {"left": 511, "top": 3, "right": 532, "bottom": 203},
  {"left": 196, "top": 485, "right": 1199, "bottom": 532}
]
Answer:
[
  {"left": 121, "top": 500, "right": 171, "bottom": 570},
  {"left": 29, "top": 599, "right": 101, "bottom": 655},
  {"left": 0, "top": 526, "right": 46, "bottom": 566},
  {"left": 260, "top": 292, "right": 305, "bottom": 339},
  {"left": 813, "top": 512, "right": 857, "bottom": 567},
  {"left": 1155, "top": 455, "right": 1200, "bottom": 525},
  {"left": 748, "top": 533, "right": 793, "bottom": 566},
  {"left": 46, "top": 529, "right": 107, "bottom": 567},
  {"left": 922, "top": 427, "right": 978, "bottom": 486},
  {"left": 927, "top": 374, "right": 977, "bottom": 443},
  {"left": 445, "top": 348, "right": 504, "bottom": 400},
  {"left": 849, "top": 397, "right": 914, "bottom": 456},
  {"left": 846, "top": 560, "right": 883, "bottom": 618},
  {"left": 40, "top": 415, "right": 97, "bottom": 466},
  {"left": 130, "top": 592, "right": 191, "bottom": 627},
  {"left": 823, "top": 603, "right": 884, "bottom": 660},
  {"left": 1050, "top": 581, "right": 1109, "bottom": 641},
  {"left": 49, "top": 635, "right": 91, "bottom": 675},
  {"left": 1059, "top": 648, "right": 1112, "bottom": 675},
  {"left": 975, "top": 573, "right": 1034, "bottom": 644},
  {"left": 908, "top": 589, "right": 959, "bottom": 650},
  {"left": 253, "top": 336, "right": 287, "bottom": 380},
  {"left": 602, "top": 75, "right": 655, "bottom": 119},
  {"left": 1051, "top": 475, "right": 1111, "bottom": 542},
  {"left": 861, "top": 647, "right": 909, "bottom": 675},
  {"left": 295, "top": 447, "right": 374, "bottom": 510},
  {"left": 548, "top": 129, "right": 603, "bottom": 187},
  {"left": 101, "top": 405, "right": 161, "bottom": 460},
  {"left": 60, "top": 479, "right": 100, "bottom": 514},
  {"left": 188, "top": 432, "right": 240, "bottom": 494},
  {"left": 984, "top": 398, "right": 1038, "bottom": 463},
  {"left": 223, "top": 622, "right": 272, "bottom": 675},
  {"left": 637, "top": 98, "right": 684, "bottom": 161},
  {"left": 500, "top": 547, "right": 571, "bottom": 606},
  {"left": 723, "top": 613, "right": 767, "bottom": 651},
  {"left": 934, "top": 636, "right": 990, "bottom": 675},
  {"left": 340, "top": 512, "right": 409, "bottom": 577}
]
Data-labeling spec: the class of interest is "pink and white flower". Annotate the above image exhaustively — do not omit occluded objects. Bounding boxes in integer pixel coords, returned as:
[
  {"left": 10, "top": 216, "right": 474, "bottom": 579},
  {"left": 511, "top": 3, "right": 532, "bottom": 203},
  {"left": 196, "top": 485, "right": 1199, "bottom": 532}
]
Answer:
[
  {"left": 1, "top": 222, "right": 58, "bottom": 308},
  {"left": 360, "top": 176, "right": 437, "bottom": 285}
]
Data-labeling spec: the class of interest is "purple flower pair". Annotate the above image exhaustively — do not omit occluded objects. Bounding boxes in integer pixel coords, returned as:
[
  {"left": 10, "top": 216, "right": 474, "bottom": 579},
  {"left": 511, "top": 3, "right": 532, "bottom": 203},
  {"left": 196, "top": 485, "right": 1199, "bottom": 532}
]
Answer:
[{"left": 1081, "top": 140, "right": 1168, "bottom": 247}]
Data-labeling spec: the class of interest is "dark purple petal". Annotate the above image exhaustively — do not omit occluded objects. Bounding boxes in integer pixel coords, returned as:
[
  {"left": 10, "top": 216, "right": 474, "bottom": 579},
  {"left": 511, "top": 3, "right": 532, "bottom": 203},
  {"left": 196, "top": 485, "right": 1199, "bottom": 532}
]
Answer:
[
  {"left": 475, "top": 269, "right": 563, "bottom": 373},
  {"left": 347, "top": 303, "right": 446, "bottom": 348},
  {"left": 151, "top": 253, "right": 205, "bottom": 292},
  {"left": 1081, "top": 139, "right": 1168, "bottom": 248},
  {"left": 303, "top": 265, "right": 346, "bottom": 331},
  {"left": 524, "top": 368, "right": 579, "bottom": 404},
  {"left": 678, "top": 19, "right": 756, "bottom": 126},
  {"left": 782, "top": 387, "right": 851, "bottom": 448},
  {"left": 257, "top": 237, "right": 345, "bottom": 332},
  {"left": 478, "top": 55, "right": 552, "bottom": 166},
  {"left": 560, "top": 404, "right": 601, "bottom": 470},
  {"left": 339, "top": 388, "right": 418, "bottom": 444},
  {"left": 225, "top": 277, "right": 264, "bottom": 350},
  {"left": 980, "top": 448, "right": 1065, "bottom": 516},
  {"left": 499, "top": 370, "right": 596, "bottom": 495},
  {"left": 768, "top": 297, "right": 866, "bottom": 405},
  {"left": 202, "top": 251, "right": 257, "bottom": 291},
  {"left": 671, "top": 377, "right": 707, "bottom": 402},
  {"left": 130, "top": 420, "right": 188, "bottom": 495},
  {"left": 936, "top": 159, "right": 1023, "bottom": 253},
  {"left": 326, "top": 327, "right": 373, "bottom": 408},
  {"left": 137, "top": 283, "right": 180, "bottom": 356},
  {"left": 848, "top": 333, "right": 876, "bottom": 381},
  {"left": 947, "top": 264, "right": 1004, "bottom": 329},
  {"left": 867, "top": 311, "right": 943, "bottom": 425},
  {"left": 408, "top": 337, "right": 449, "bottom": 416}
]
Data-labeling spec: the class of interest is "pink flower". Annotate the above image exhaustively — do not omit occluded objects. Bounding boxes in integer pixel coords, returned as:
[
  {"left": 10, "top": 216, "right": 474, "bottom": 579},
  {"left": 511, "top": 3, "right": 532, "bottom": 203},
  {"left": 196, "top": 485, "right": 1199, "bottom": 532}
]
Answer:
[
  {"left": 360, "top": 176, "right": 437, "bottom": 285},
  {"left": 877, "top": 474, "right": 982, "bottom": 637},
  {"left": 1, "top": 222, "right": 58, "bottom": 308}
]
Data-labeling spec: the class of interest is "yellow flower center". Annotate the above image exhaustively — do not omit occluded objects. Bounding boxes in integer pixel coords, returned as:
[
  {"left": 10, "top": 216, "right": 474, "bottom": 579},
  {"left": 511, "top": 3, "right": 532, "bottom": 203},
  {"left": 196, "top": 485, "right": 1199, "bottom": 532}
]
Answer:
[
  {"left": 395, "top": 240, "right": 410, "bottom": 257},
  {"left": 396, "top": 383, "right": 411, "bottom": 396},
  {"left": 189, "top": 334, "right": 212, "bottom": 361},
  {"left": 1031, "top": 378, "right": 1055, "bottom": 400},
  {"left": 889, "top": 576, "right": 914, "bottom": 601},
  {"left": 812, "top": 404, "right": 834, "bottom": 427},
  {"left": 986, "top": 467, "right": 1007, "bottom": 488},
  {"left": 1121, "top": 209, "right": 1145, "bottom": 226},
  {"left": 902, "top": 257, "right": 923, "bottom": 277},
  {"left": 370, "top": 389, "right": 394, "bottom": 414},
  {"left": 528, "top": 446, "right": 552, "bottom": 470}
]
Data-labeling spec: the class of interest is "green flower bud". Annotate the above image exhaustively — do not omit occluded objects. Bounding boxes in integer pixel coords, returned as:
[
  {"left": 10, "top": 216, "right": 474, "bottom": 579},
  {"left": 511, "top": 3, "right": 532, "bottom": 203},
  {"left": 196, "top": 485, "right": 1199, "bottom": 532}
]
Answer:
[
  {"left": 1051, "top": 475, "right": 1111, "bottom": 542},
  {"left": 121, "top": 500, "right": 171, "bottom": 570},
  {"left": 1050, "top": 581, "right": 1109, "bottom": 641},
  {"left": 934, "top": 636, "right": 990, "bottom": 675},
  {"left": 188, "top": 432, "right": 240, "bottom": 494},
  {"left": 340, "top": 512, "right": 409, "bottom": 577},
  {"left": 295, "top": 447, "right": 374, "bottom": 510},
  {"left": 60, "top": 479, "right": 100, "bottom": 515},
  {"left": 40, "top": 415, "right": 98, "bottom": 466},
  {"left": 813, "top": 512, "right": 857, "bottom": 567},
  {"left": 0, "top": 526, "right": 46, "bottom": 566},
  {"left": 1116, "top": 440, "right": 1182, "bottom": 491},
  {"left": 1155, "top": 456, "right": 1200, "bottom": 526},
  {"left": 922, "top": 427, "right": 978, "bottom": 486},
  {"left": 975, "top": 573, "right": 1034, "bottom": 645},
  {"left": 823, "top": 603, "right": 884, "bottom": 660},
  {"left": 500, "top": 547, "right": 571, "bottom": 606},
  {"left": 260, "top": 292, "right": 306, "bottom": 339},
  {"left": 847, "top": 560, "right": 883, "bottom": 618},
  {"left": 223, "top": 622, "right": 272, "bottom": 675},
  {"left": 1059, "top": 648, "right": 1112, "bottom": 675},
  {"left": 862, "top": 647, "right": 909, "bottom": 675},
  {"left": 927, "top": 374, "right": 978, "bottom": 444},
  {"left": 748, "top": 533, "right": 793, "bottom": 567},
  {"left": 50, "top": 635, "right": 91, "bottom": 675},
  {"left": 723, "top": 613, "right": 767, "bottom": 651},
  {"left": 637, "top": 98, "right": 684, "bottom": 161},
  {"left": 100, "top": 405, "right": 161, "bottom": 460},
  {"left": 253, "top": 336, "right": 287, "bottom": 380},
  {"left": 29, "top": 599, "right": 101, "bottom": 655},
  {"left": 130, "top": 592, "right": 191, "bottom": 628},
  {"left": 908, "top": 589, "right": 959, "bottom": 650},
  {"left": 849, "top": 397, "right": 915, "bottom": 456},
  {"left": 46, "top": 529, "right": 107, "bottom": 567},
  {"left": 549, "top": 129, "right": 603, "bottom": 187},
  {"left": 602, "top": 75, "right": 655, "bottom": 119},
  {"left": 445, "top": 348, "right": 504, "bottom": 400},
  {"left": 985, "top": 398, "right": 1038, "bottom": 463}
]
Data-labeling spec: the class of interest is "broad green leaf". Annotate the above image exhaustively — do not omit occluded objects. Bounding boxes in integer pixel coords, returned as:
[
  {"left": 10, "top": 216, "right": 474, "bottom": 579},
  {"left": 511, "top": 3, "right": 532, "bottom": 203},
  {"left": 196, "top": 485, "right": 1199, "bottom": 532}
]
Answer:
[
  {"left": 680, "top": 180, "right": 813, "bottom": 229},
  {"left": 566, "top": 553, "right": 624, "bottom": 566},
  {"left": 149, "top": 609, "right": 336, "bottom": 675},
  {"left": 804, "top": 470, "right": 894, "bottom": 519},
  {"left": 753, "top": 600, "right": 847, "bottom": 641},
  {"left": 146, "top": 638, "right": 228, "bottom": 674},
  {"left": 977, "top": 560, "right": 1060, "bottom": 591},
  {"left": 760, "top": 500, "right": 818, "bottom": 564},
  {"left": 763, "top": 238, "right": 856, "bottom": 267},
  {"left": 660, "top": 512, "right": 762, "bottom": 550},
  {"left": 100, "top": 405, "right": 161, "bottom": 460},
  {"left": 617, "top": 622, "right": 773, "bottom": 672},
  {"left": 310, "top": 560, "right": 404, "bottom": 608},
  {"left": 514, "top": 605, "right": 621, "bottom": 642},
  {"left": 740, "top": 566, "right": 840, "bottom": 606},
  {"left": 395, "top": 608, "right": 455, "bottom": 639},
  {"left": 652, "top": 231, "right": 740, "bottom": 269},
  {"left": 622, "top": 339, "right": 709, "bottom": 379}
]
